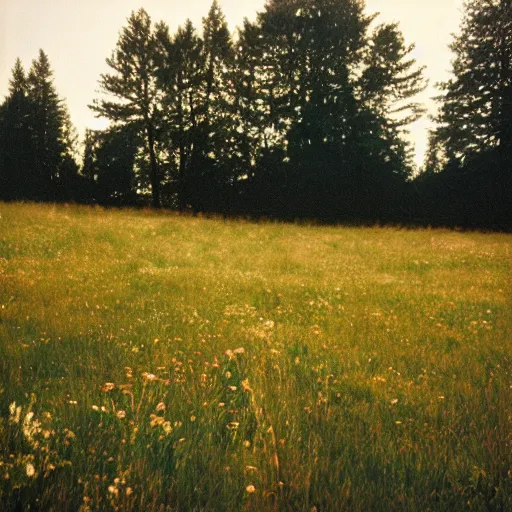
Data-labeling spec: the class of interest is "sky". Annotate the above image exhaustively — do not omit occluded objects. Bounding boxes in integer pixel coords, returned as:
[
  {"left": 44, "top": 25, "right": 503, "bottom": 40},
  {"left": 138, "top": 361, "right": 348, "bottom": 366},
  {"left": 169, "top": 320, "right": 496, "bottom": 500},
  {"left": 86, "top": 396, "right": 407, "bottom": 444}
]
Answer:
[{"left": 1, "top": 0, "right": 464, "bottom": 168}]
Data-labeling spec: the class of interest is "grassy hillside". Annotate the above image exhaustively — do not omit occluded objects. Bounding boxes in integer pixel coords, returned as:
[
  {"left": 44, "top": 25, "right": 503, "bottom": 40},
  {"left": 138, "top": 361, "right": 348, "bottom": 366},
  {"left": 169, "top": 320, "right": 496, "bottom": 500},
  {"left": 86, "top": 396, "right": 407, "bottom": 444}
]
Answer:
[{"left": 0, "top": 202, "right": 511, "bottom": 511}]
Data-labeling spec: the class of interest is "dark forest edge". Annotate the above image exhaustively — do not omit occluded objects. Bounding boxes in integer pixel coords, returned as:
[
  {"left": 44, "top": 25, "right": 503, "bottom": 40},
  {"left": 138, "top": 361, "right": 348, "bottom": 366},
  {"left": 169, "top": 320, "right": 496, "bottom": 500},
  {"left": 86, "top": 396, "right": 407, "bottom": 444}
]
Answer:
[{"left": 0, "top": 0, "right": 510, "bottom": 231}]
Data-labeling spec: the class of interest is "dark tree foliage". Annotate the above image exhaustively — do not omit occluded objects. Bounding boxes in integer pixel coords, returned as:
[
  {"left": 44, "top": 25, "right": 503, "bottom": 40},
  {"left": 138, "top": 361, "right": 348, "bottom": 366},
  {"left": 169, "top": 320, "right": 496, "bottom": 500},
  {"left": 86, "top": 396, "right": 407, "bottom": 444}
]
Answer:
[
  {"left": 154, "top": 19, "right": 206, "bottom": 210},
  {"left": 90, "top": 8, "right": 163, "bottom": 208},
  {"left": 0, "top": 52, "right": 80, "bottom": 202},
  {"left": 2, "top": 2, "right": 460, "bottom": 225},
  {"left": 241, "top": 0, "right": 426, "bottom": 220},
  {"left": 27, "top": 50, "right": 70, "bottom": 200},
  {"left": 418, "top": 0, "right": 512, "bottom": 229},
  {"left": 434, "top": 0, "right": 512, "bottom": 161},
  {"left": 84, "top": 126, "right": 140, "bottom": 205},
  {"left": 0, "top": 59, "right": 32, "bottom": 200},
  {"left": 194, "top": 0, "right": 236, "bottom": 211},
  {"left": 84, "top": 0, "right": 426, "bottom": 219}
]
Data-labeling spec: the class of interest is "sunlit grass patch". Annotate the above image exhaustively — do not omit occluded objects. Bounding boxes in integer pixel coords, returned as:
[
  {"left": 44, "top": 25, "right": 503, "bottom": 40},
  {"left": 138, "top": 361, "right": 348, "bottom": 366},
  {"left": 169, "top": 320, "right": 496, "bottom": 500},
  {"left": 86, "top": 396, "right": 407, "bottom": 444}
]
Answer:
[{"left": 0, "top": 202, "right": 511, "bottom": 511}]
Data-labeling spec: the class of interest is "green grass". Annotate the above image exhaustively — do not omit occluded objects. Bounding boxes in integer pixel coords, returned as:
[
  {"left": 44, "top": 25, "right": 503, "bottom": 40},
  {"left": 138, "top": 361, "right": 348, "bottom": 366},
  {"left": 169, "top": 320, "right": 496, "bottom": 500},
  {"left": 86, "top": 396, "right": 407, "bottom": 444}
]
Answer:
[{"left": 0, "top": 202, "right": 511, "bottom": 511}]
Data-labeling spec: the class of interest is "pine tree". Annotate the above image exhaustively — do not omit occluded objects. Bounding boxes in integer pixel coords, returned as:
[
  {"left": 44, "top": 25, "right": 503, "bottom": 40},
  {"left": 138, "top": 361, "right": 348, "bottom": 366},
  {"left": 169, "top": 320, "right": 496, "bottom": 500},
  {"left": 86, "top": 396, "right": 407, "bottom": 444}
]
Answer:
[
  {"left": 90, "top": 8, "right": 162, "bottom": 207},
  {"left": 357, "top": 22, "right": 426, "bottom": 178},
  {"left": 154, "top": 19, "right": 205, "bottom": 209},
  {"left": 434, "top": 0, "right": 512, "bottom": 163},
  {"left": 0, "top": 58, "right": 32, "bottom": 199},
  {"left": 197, "top": 0, "right": 235, "bottom": 210},
  {"left": 229, "top": 19, "right": 270, "bottom": 176},
  {"left": 253, "top": 0, "right": 425, "bottom": 218},
  {"left": 26, "top": 50, "right": 70, "bottom": 200}
]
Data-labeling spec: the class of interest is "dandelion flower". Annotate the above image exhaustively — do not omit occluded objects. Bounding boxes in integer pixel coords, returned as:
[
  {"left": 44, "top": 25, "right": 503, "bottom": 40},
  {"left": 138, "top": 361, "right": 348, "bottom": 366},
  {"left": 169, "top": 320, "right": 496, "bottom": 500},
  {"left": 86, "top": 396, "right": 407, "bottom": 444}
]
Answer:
[
  {"left": 246, "top": 484, "right": 256, "bottom": 493},
  {"left": 116, "top": 410, "right": 126, "bottom": 419},
  {"left": 126, "top": 487, "right": 133, "bottom": 496},
  {"left": 156, "top": 402, "right": 166, "bottom": 412},
  {"left": 26, "top": 464, "right": 36, "bottom": 477}
]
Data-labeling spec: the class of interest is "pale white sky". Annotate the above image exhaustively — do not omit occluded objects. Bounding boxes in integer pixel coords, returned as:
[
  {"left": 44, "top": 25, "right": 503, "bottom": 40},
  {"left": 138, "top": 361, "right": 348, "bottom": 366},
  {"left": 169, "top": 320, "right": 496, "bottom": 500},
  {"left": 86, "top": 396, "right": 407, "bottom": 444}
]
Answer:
[{"left": 0, "top": 0, "right": 464, "bottom": 167}]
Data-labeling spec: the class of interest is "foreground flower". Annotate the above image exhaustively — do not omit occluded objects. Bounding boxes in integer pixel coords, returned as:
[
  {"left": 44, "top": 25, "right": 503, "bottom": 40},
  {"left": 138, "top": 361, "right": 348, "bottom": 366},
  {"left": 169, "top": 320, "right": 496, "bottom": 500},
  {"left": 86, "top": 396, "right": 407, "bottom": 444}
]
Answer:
[
  {"left": 246, "top": 484, "right": 256, "bottom": 493},
  {"left": 26, "top": 463, "right": 35, "bottom": 477}
]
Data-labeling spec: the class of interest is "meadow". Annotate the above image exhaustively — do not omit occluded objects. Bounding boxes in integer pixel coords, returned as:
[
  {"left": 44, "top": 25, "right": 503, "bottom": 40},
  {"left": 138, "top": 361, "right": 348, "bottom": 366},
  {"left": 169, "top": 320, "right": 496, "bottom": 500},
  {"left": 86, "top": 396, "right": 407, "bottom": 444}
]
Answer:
[{"left": 0, "top": 202, "right": 511, "bottom": 511}]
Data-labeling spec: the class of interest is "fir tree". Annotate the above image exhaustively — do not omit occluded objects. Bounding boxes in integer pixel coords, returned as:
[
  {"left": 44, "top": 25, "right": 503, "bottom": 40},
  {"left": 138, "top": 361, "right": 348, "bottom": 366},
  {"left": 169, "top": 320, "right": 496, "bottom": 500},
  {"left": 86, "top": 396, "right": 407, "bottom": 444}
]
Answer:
[
  {"left": 434, "top": 0, "right": 512, "bottom": 163},
  {"left": 26, "top": 50, "right": 69, "bottom": 200},
  {"left": 154, "top": 19, "right": 205, "bottom": 209},
  {"left": 0, "top": 58, "right": 32, "bottom": 199},
  {"left": 91, "top": 8, "right": 162, "bottom": 207}
]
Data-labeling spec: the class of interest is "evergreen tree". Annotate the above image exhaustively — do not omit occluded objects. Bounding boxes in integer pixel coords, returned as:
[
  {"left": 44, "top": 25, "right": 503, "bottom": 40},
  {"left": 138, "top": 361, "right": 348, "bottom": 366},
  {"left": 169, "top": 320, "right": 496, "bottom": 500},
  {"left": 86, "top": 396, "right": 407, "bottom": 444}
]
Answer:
[
  {"left": 1, "top": 53, "right": 79, "bottom": 202},
  {"left": 434, "top": 0, "right": 512, "bottom": 163},
  {"left": 91, "top": 8, "right": 162, "bottom": 207},
  {"left": 196, "top": 0, "right": 235, "bottom": 210},
  {"left": 357, "top": 22, "right": 426, "bottom": 178},
  {"left": 154, "top": 19, "right": 205, "bottom": 209},
  {"left": 0, "top": 58, "right": 32, "bottom": 199},
  {"left": 252, "top": 0, "right": 425, "bottom": 219},
  {"left": 26, "top": 50, "right": 74, "bottom": 200},
  {"left": 419, "top": 0, "right": 512, "bottom": 229}
]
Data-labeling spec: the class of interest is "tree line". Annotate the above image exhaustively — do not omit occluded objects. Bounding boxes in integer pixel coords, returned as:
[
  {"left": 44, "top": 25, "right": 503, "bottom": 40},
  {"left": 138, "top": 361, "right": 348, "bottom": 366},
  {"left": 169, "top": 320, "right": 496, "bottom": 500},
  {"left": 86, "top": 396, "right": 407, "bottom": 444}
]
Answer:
[{"left": 1, "top": 0, "right": 510, "bottom": 229}]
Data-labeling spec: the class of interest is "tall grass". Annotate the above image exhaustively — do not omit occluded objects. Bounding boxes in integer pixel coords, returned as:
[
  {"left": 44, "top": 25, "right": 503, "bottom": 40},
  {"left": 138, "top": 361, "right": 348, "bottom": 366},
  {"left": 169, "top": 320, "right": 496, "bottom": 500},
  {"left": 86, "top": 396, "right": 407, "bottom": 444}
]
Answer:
[{"left": 0, "top": 202, "right": 511, "bottom": 511}]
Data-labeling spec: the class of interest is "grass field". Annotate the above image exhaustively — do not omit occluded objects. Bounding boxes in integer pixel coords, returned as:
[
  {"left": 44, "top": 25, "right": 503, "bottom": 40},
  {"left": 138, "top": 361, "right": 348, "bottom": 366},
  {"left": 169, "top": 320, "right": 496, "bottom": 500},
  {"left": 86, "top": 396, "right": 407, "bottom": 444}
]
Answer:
[{"left": 0, "top": 202, "right": 511, "bottom": 511}]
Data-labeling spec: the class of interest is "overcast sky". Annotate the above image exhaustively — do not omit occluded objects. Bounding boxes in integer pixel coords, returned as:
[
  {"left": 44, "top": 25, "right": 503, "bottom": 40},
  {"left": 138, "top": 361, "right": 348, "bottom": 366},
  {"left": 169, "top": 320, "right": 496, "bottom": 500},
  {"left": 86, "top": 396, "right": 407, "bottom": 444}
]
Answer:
[{"left": 1, "top": 0, "right": 464, "bottom": 167}]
